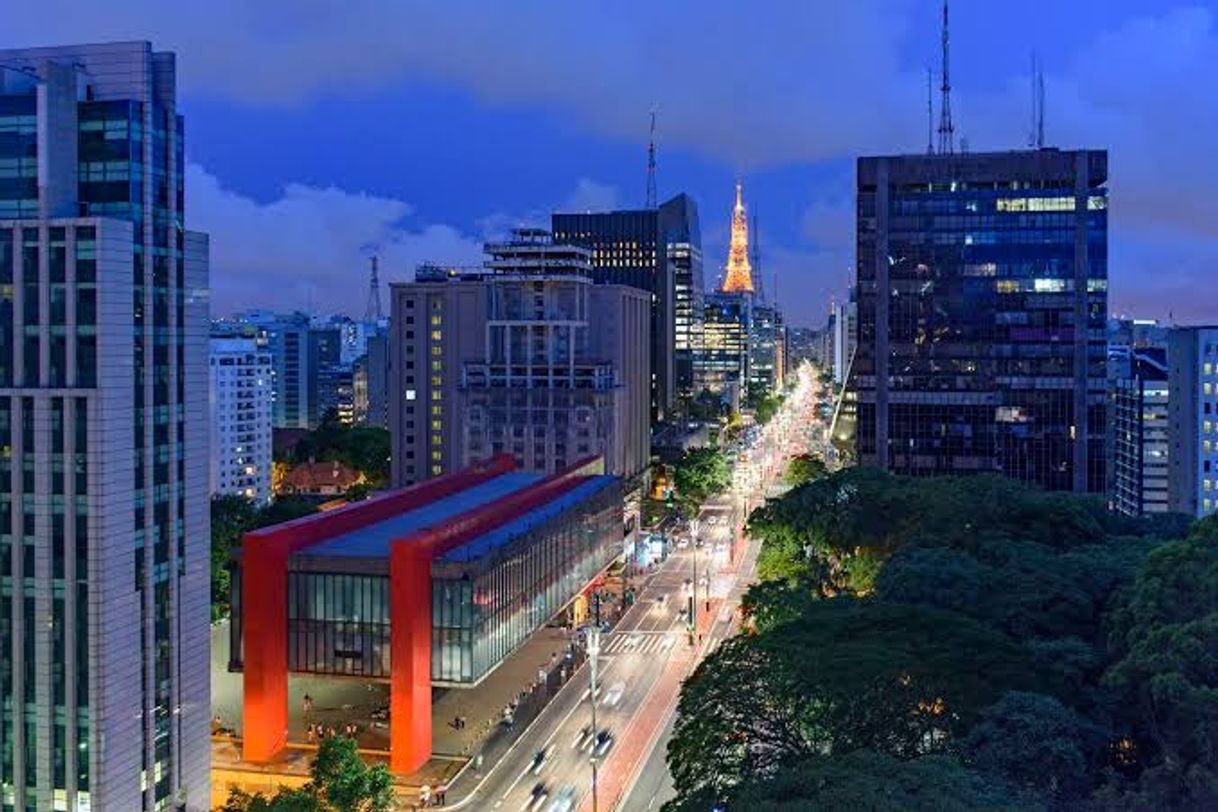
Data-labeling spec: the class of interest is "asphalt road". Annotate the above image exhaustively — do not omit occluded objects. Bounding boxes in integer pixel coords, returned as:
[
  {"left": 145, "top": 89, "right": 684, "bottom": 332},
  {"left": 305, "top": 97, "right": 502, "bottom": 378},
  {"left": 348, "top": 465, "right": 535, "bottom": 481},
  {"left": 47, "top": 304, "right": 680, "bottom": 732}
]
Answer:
[{"left": 457, "top": 364, "right": 826, "bottom": 812}]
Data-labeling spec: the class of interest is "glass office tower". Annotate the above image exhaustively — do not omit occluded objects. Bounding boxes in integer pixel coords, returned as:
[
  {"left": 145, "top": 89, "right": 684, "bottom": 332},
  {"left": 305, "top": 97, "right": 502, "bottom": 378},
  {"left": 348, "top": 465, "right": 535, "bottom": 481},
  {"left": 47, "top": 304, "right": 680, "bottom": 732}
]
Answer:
[
  {"left": 849, "top": 149, "right": 1108, "bottom": 492},
  {"left": 0, "top": 43, "right": 211, "bottom": 810}
]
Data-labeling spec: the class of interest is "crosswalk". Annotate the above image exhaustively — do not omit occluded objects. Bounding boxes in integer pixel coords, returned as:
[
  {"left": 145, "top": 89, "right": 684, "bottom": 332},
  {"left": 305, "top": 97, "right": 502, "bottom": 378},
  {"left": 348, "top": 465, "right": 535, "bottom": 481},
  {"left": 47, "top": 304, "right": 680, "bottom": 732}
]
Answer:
[{"left": 601, "top": 631, "right": 682, "bottom": 656}]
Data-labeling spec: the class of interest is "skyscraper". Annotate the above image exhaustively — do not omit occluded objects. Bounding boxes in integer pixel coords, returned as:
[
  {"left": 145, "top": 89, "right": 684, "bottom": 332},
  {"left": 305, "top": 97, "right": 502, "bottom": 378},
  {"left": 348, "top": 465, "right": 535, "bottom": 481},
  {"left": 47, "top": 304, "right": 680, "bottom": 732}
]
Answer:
[
  {"left": 0, "top": 42, "right": 210, "bottom": 810},
  {"left": 389, "top": 230, "right": 650, "bottom": 486},
  {"left": 1112, "top": 348, "right": 1169, "bottom": 517},
  {"left": 209, "top": 336, "right": 273, "bottom": 504},
  {"left": 848, "top": 149, "right": 1108, "bottom": 492},
  {"left": 1166, "top": 326, "right": 1218, "bottom": 517},
  {"left": 552, "top": 192, "right": 701, "bottom": 422}
]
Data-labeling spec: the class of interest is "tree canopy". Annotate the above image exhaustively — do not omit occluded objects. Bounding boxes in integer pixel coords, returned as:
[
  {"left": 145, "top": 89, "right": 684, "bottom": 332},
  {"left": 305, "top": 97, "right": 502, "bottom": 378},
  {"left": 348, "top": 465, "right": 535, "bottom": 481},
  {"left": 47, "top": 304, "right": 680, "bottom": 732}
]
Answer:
[
  {"left": 222, "top": 737, "right": 394, "bottom": 812},
  {"left": 671, "top": 447, "right": 731, "bottom": 512},
  {"left": 210, "top": 495, "right": 318, "bottom": 620},
  {"left": 783, "top": 453, "right": 827, "bottom": 487},
  {"left": 284, "top": 414, "right": 391, "bottom": 487},
  {"left": 665, "top": 465, "right": 1209, "bottom": 811}
]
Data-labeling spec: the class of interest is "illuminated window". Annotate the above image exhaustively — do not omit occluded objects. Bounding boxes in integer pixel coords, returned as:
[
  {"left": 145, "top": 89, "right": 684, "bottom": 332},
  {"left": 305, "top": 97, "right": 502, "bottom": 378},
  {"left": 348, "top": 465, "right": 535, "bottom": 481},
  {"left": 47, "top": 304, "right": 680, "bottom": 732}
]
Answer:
[
  {"left": 431, "top": 464, "right": 443, "bottom": 475},
  {"left": 431, "top": 345, "right": 442, "bottom": 356},
  {"left": 405, "top": 389, "right": 416, "bottom": 401},
  {"left": 431, "top": 390, "right": 442, "bottom": 401},
  {"left": 431, "top": 450, "right": 442, "bottom": 461},
  {"left": 431, "top": 314, "right": 442, "bottom": 325},
  {"left": 431, "top": 330, "right": 442, "bottom": 341},
  {"left": 1033, "top": 278, "right": 1066, "bottom": 293},
  {"left": 431, "top": 360, "right": 442, "bottom": 371},
  {"left": 431, "top": 419, "right": 442, "bottom": 431},
  {"left": 1088, "top": 196, "right": 1106, "bottom": 210},
  {"left": 431, "top": 405, "right": 442, "bottom": 416}
]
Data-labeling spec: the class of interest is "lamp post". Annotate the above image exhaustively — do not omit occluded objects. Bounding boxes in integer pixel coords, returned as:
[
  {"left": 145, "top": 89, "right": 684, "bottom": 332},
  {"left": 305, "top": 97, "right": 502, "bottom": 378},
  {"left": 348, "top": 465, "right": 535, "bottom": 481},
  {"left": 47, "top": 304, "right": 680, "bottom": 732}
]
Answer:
[{"left": 586, "top": 626, "right": 601, "bottom": 812}]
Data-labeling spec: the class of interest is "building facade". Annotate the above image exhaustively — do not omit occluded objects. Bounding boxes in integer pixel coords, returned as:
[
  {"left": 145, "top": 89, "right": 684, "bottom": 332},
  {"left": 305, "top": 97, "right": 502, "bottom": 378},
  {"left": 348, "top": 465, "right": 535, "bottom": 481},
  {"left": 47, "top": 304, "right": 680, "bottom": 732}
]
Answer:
[
  {"left": 847, "top": 149, "right": 1108, "bottom": 492},
  {"left": 353, "top": 329, "right": 390, "bottom": 429},
  {"left": 0, "top": 43, "right": 211, "bottom": 811},
  {"left": 659, "top": 195, "right": 704, "bottom": 402},
  {"left": 832, "top": 295, "right": 857, "bottom": 386},
  {"left": 235, "top": 456, "right": 620, "bottom": 776},
  {"left": 1112, "top": 349, "right": 1169, "bottom": 517},
  {"left": 696, "top": 292, "right": 751, "bottom": 402},
  {"left": 748, "top": 303, "right": 784, "bottom": 396},
  {"left": 209, "top": 337, "right": 273, "bottom": 505},
  {"left": 389, "top": 232, "right": 650, "bottom": 487},
  {"left": 552, "top": 193, "right": 701, "bottom": 422},
  {"left": 1166, "top": 326, "right": 1218, "bottom": 517}
]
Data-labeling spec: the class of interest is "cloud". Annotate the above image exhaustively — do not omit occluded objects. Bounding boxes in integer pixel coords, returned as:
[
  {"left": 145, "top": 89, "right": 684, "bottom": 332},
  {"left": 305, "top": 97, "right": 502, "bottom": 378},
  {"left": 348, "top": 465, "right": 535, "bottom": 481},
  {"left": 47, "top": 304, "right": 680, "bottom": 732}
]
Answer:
[
  {"left": 562, "top": 178, "right": 620, "bottom": 213},
  {"left": 187, "top": 164, "right": 484, "bottom": 316}
]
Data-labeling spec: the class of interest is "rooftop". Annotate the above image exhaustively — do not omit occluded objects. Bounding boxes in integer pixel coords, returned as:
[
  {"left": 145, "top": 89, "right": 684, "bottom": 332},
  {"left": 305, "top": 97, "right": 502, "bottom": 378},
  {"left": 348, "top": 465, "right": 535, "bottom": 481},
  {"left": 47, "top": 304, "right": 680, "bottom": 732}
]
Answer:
[
  {"left": 439, "top": 475, "right": 616, "bottom": 563},
  {"left": 305, "top": 471, "right": 544, "bottom": 558}
]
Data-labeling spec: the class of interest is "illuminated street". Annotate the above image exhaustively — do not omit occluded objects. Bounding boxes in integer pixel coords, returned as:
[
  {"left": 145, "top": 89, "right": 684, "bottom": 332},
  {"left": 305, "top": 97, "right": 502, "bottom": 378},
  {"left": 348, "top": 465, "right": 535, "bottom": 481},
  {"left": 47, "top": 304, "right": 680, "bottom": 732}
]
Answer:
[{"left": 447, "top": 363, "right": 830, "bottom": 811}]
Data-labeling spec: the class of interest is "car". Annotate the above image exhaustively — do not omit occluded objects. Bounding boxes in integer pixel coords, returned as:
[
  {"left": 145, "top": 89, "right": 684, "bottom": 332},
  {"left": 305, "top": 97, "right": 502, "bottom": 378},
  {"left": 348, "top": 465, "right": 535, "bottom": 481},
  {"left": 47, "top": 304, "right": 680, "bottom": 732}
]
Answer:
[
  {"left": 675, "top": 537, "right": 690, "bottom": 550},
  {"left": 547, "top": 787, "right": 577, "bottom": 812},
  {"left": 593, "top": 730, "right": 614, "bottom": 756},
  {"left": 572, "top": 725, "right": 592, "bottom": 750},
  {"left": 530, "top": 745, "right": 553, "bottom": 775},
  {"left": 624, "top": 633, "right": 640, "bottom": 651},
  {"left": 602, "top": 681, "right": 625, "bottom": 707},
  {"left": 659, "top": 635, "right": 676, "bottom": 652},
  {"left": 682, "top": 578, "right": 693, "bottom": 593},
  {"left": 528, "top": 782, "right": 549, "bottom": 811}
]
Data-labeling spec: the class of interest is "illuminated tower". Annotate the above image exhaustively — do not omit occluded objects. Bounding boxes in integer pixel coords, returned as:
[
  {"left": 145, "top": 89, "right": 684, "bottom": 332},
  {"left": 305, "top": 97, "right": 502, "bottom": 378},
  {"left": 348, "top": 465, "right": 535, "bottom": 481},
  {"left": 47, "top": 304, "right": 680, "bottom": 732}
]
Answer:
[{"left": 721, "top": 182, "right": 754, "bottom": 293}]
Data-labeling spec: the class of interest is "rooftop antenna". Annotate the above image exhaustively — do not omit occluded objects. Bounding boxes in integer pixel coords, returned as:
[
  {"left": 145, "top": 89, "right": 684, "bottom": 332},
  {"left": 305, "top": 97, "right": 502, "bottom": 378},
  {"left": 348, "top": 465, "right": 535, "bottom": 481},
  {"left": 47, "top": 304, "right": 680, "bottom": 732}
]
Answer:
[
  {"left": 937, "top": 0, "right": 955, "bottom": 155},
  {"left": 645, "top": 107, "right": 658, "bottom": 208},
  {"left": 1036, "top": 61, "right": 1046, "bottom": 148},
  {"left": 751, "top": 208, "right": 764, "bottom": 302},
  {"left": 1027, "top": 53, "right": 1037, "bottom": 147},
  {"left": 926, "top": 66, "right": 934, "bottom": 154},
  {"left": 364, "top": 256, "right": 383, "bottom": 321}
]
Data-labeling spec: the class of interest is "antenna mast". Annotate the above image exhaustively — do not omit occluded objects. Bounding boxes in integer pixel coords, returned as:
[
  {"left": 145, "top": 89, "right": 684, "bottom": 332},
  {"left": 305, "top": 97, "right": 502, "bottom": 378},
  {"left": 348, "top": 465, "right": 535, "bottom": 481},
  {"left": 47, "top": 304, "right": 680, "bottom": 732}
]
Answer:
[
  {"left": 645, "top": 107, "right": 658, "bottom": 208},
  {"left": 926, "top": 67, "right": 934, "bottom": 154},
  {"left": 365, "top": 256, "right": 383, "bottom": 321},
  {"left": 1036, "top": 62, "right": 1045, "bottom": 148},
  {"left": 937, "top": 0, "right": 955, "bottom": 155}
]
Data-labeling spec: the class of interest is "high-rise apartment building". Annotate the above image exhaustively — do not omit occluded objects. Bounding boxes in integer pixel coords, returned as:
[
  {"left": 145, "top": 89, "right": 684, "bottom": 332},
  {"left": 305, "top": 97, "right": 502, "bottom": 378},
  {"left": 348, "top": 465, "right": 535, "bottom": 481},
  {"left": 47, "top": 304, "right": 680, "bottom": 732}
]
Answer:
[
  {"left": 0, "top": 42, "right": 210, "bottom": 810},
  {"left": 748, "top": 303, "right": 784, "bottom": 396},
  {"left": 847, "top": 149, "right": 1108, "bottom": 492},
  {"left": 696, "top": 292, "right": 750, "bottom": 404},
  {"left": 1112, "top": 348, "right": 1169, "bottom": 517},
  {"left": 552, "top": 193, "right": 701, "bottom": 422},
  {"left": 389, "top": 230, "right": 649, "bottom": 486},
  {"left": 209, "top": 337, "right": 273, "bottom": 505},
  {"left": 353, "top": 329, "right": 390, "bottom": 429},
  {"left": 1166, "top": 326, "right": 1218, "bottom": 517},
  {"left": 831, "top": 294, "right": 857, "bottom": 386}
]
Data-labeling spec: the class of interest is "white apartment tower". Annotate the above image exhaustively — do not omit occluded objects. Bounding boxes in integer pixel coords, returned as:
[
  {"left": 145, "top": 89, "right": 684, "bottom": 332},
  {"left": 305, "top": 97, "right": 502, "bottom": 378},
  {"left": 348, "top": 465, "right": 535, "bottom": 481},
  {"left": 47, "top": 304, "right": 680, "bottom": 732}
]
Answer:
[
  {"left": 0, "top": 43, "right": 211, "bottom": 810},
  {"left": 209, "top": 338, "right": 273, "bottom": 505}
]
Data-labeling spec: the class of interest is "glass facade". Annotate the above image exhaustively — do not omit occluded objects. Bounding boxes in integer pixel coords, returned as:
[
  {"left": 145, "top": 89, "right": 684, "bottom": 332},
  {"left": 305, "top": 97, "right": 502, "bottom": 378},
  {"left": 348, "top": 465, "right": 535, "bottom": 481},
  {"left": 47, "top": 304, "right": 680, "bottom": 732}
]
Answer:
[
  {"left": 850, "top": 150, "right": 1108, "bottom": 492},
  {"left": 697, "top": 292, "right": 750, "bottom": 394},
  {"left": 237, "top": 478, "right": 623, "bottom": 690}
]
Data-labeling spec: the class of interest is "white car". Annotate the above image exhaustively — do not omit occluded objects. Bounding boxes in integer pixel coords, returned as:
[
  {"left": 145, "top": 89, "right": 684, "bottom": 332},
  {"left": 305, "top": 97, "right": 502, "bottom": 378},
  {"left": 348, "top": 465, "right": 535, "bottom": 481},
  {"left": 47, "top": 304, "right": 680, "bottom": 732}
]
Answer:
[
  {"left": 676, "top": 537, "right": 690, "bottom": 550},
  {"left": 547, "top": 787, "right": 577, "bottom": 812},
  {"left": 602, "top": 681, "right": 625, "bottom": 707}
]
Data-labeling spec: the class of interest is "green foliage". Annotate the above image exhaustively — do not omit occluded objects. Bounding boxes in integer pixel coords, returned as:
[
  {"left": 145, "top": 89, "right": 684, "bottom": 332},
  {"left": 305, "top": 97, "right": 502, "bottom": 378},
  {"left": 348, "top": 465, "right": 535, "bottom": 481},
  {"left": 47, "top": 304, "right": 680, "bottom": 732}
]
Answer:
[
  {"left": 667, "top": 599, "right": 1043, "bottom": 802},
  {"left": 664, "top": 749, "right": 1034, "bottom": 812},
  {"left": 209, "top": 495, "right": 319, "bottom": 620},
  {"left": 287, "top": 416, "right": 390, "bottom": 486},
  {"left": 671, "top": 447, "right": 730, "bottom": 512},
  {"left": 669, "top": 464, "right": 1211, "bottom": 811},
  {"left": 782, "top": 453, "right": 827, "bottom": 487},
  {"left": 963, "top": 691, "right": 1104, "bottom": 802},
  {"left": 222, "top": 737, "right": 393, "bottom": 812},
  {"left": 685, "top": 388, "right": 725, "bottom": 423},
  {"left": 1103, "top": 517, "right": 1218, "bottom": 779}
]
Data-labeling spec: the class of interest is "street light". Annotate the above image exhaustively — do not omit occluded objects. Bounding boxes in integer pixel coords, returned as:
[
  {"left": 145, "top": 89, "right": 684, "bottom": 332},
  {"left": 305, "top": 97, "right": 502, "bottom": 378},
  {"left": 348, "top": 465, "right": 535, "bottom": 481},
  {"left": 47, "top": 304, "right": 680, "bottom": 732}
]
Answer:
[{"left": 585, "top": 626, "right": 601, "bottom": 812}]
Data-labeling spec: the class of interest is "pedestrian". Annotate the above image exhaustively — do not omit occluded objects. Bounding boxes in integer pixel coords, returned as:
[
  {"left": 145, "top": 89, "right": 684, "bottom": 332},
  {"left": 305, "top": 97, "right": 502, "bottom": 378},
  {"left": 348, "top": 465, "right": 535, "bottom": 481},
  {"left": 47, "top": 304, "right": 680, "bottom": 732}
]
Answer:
[
  {"left": 436, "top": 783, "right": 447, "bottom": 804},
  {"left": 420, "top": 784, "right": 431, "bottom": 807},
  {"left": 306, "top": 723, "right": 314, "bottom": 743},
  {"left": 302, "top": 693, "right": 313, "bottom": 714}
]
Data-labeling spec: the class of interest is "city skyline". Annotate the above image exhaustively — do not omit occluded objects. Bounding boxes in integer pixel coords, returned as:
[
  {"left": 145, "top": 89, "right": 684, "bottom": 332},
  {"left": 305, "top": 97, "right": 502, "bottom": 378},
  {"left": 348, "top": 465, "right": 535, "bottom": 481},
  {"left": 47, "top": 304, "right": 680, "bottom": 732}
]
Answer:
[{"left": 6, "top": 1, "right": 1218, "bottom": 325}]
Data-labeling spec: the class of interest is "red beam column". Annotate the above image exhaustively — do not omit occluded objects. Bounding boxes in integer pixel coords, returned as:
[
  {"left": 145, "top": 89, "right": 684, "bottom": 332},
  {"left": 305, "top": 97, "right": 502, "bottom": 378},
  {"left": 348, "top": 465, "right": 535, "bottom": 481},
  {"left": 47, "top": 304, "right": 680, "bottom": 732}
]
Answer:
[
  {"left": 242, "top": 541, "right": 289, "bottom": 763},
  {"left": 390, "top": 540, "right": 434, "bottom": 774}
]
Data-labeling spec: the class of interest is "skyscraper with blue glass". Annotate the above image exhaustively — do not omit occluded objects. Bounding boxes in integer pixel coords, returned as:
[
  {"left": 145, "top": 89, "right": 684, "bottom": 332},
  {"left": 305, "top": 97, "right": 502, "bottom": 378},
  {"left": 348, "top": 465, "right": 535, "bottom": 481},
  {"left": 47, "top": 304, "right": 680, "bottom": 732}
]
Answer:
[
  {"left": 0, "top": 43, "right": 210, "bottom": 810},
  {"left": 847, "top": 149, "right": 1108, "bottom": 492}
]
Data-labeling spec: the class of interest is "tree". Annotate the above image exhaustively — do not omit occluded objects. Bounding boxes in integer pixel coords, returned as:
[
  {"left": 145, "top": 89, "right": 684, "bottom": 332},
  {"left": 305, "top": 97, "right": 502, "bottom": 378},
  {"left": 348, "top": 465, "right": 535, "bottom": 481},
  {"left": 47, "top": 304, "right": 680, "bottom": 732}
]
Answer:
[
  {"left": 963, "top": 691, "right": 1105, "bottom": 802},
  {"left": 1103, "top": 518, "right": 1218, "bottom": 781},
  {"left": 783, "top": 453, "right": 827, "bottom": 487},
  {"left": 222, "top": 737, "right": 394, "bottom": 812},
  {"left": 663, "top": 750, "right": 1032, "bottom": 812},
  {"left": 210, "top": 495, "right": 257, "bottom": 621},
  {"left": 671, "top": 447, "right": 730, "bottom": 512},
  {"left": 666, "top": 599, "right": 1045, "bottom": 803},
  {"left": 254, "top": 497, "right": 319, "bottom": 529},
  {"left": 289, "top": 418, "right": 391, "bottom": 487}
]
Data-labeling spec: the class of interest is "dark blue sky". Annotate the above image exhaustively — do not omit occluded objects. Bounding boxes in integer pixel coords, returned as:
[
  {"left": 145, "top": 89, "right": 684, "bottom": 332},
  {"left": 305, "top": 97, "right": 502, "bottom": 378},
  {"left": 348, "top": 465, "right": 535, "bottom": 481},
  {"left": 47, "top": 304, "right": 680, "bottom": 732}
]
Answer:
[{"left": 8, "top": 0, "right": 1218, "bottom": 325}]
